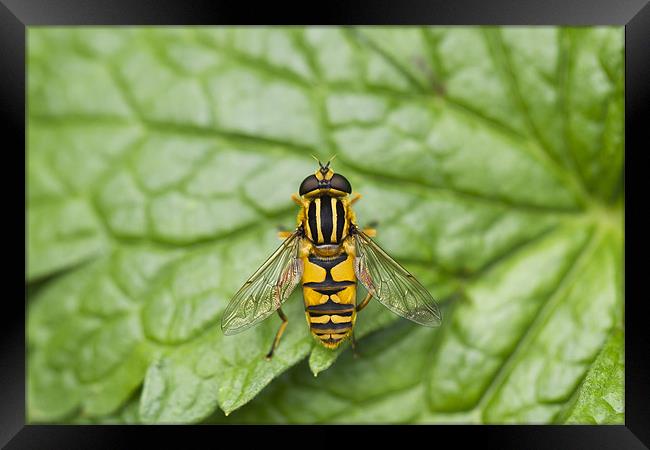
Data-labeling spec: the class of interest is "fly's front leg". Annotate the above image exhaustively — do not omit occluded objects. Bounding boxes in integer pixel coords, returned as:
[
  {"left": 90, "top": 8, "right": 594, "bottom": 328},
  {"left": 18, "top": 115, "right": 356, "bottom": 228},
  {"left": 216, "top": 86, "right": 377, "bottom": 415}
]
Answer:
[
  {"left": 279, "top": 193, "right": 304, "bottom": 239},
  {"left": 265, "top": 307, "right": 288, "bottom": 360},
  {"left": 350, "top": 193, "right": 362, "bottom": 205}
]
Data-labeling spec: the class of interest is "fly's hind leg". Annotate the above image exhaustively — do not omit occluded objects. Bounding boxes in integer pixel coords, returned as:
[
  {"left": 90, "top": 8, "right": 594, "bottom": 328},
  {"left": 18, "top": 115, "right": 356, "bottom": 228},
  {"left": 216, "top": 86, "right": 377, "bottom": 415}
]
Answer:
[
  {"left": 356, "top": 292, "right": 374, "bottom": 312},
  {"left": 351, "top": 293, "right": 375, "bottom": 359},
  {"left": 265, "top": 308, "right": 288, "bottom": 360},
  {"left": 350, "top": 331, "right": 360, "bottom": 359}
]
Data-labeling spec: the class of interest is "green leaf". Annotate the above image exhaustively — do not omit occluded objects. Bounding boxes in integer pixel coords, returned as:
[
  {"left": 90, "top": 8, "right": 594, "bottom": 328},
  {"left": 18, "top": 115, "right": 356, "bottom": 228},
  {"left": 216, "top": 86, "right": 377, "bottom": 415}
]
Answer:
[
  {"left": 28, "top": 27, "right": 623, "bottom": 424},
  {"left": 560, "top": 327, "right": 624, "bottom": 424}
]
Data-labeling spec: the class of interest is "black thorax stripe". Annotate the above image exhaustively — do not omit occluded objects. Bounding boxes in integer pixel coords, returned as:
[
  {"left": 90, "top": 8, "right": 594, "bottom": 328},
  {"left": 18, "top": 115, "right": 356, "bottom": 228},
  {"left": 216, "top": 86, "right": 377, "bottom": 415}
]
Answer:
[
  {"left": 307, "top": 200, "right": 317, "bottom": 241},
  {"left": 321, "top": 197, "right": 333, "bottom": 243},
  {"left": 335, "top": 199, "right": 345, "bottom": 242},
  {"left": 306, "top": 196, "right": 346, "bottom": 244}
]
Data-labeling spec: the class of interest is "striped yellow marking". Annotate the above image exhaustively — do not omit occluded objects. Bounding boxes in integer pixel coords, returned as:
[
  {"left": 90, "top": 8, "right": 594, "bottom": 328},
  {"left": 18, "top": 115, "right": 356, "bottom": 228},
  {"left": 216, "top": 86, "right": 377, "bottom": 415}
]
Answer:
[
  {"left": 309, "top": 315, "right": 331, "bottom": 324},
  {"left": 319, "top": 334, "right": 331, "bottom": 340},
  {"left": 330, "top": 333, "right": 347, "bottom": 340},
  {"left": 303, "top": 261, "right": 326, "bottom": 285},
  {"left": 318, "top": 294, "right": 329, "bottom": 304},
  {"left": 315, "top": 198, "right": 324, "bottom": 243},
  {"left": 330, "top": 197, "right": 338, "bottom": 242},
  {"left": 330, "top": 294, "right": 341, "bottom": 303},
  {"left": 331, "top": 285, "right": 356, "bottom": 305},
  {"left": 331, "top": 315, "right": 352, "bottom": 324},
  {"left": 330, "top": 254, "right": 353, "bottom": 281}
]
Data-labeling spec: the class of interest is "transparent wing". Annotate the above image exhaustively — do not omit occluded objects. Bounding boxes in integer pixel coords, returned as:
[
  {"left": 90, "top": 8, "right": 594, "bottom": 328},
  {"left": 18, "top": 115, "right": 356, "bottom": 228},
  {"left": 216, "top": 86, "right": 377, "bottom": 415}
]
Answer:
[
  {"left": 221, "top": 231, "right": 303, "bottom": 335},
  {"left": 353, "top": 230, "right": 442, "bottom": 327}
]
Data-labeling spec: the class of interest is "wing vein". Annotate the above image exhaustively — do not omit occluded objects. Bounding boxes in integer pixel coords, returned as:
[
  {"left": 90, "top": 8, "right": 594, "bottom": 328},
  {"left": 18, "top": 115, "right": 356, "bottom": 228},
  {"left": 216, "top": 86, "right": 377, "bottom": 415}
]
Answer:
[
  {"left": 221, "top": 232, "right": 304, "bottom": 335},
  {"left": 353, "top": 230, "right": 441, "bottom": 327}
]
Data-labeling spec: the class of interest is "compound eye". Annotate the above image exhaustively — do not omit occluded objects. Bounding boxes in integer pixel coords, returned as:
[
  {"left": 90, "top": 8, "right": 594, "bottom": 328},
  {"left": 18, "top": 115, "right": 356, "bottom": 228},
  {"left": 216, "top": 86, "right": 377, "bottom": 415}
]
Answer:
[
  {"left": 299, "top": 175, "right": 320, "bottom": 195},
  {"left": 330, "top": 173, "right": 351, "bottom": 193}
]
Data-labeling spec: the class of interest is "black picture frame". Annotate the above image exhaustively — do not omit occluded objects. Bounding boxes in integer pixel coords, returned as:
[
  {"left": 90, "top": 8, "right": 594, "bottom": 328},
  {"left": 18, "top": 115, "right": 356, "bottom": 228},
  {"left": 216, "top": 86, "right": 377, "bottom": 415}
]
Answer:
[{"left": 4, "top": 0, "right": 648, "bottom": 447}]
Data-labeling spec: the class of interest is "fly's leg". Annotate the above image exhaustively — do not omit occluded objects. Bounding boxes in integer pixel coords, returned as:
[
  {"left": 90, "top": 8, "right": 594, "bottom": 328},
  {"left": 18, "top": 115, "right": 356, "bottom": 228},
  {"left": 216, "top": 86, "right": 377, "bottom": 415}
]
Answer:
[
  {"left": 350, "top": 331, "right": 360, "bottom": 359},
  {"left": 351, "top": 293, "right": 374, "bottom": 359},
  {"left": 350, "top": 193, "right": 362, "bottom": 205},
  {"left": 277, "top": 230, "right": 294, "bottom": 239},
  {"left": 265, "top": 308, "right": 288, "bottom": 360},
  {"left": 279, "top": 193, "right": 302, "bottom": 238},
  {"left": 362, "top": 220, "right": 378, "bottom": 237},
  {"left": 291, "top": 193, "right": 302, "bottom": 205},
  {"left": 356, "top": 292, "right": 373, "bottom": 312}
]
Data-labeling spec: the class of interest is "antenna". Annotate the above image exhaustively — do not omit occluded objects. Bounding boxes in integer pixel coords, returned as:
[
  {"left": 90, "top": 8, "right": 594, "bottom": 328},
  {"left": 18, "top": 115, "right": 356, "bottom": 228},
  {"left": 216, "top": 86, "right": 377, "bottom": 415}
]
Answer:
[
  {"left": 325, "top": 154, "right": 337, "bottom": 168},
  {"left": 311, "top": 154, "right": 325, "bottom": 168}
]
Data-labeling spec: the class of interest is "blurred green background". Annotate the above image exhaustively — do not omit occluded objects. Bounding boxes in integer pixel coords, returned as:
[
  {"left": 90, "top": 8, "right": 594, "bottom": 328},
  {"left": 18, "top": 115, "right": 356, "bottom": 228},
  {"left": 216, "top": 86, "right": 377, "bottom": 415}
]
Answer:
[{"left": 27, "top": 27, "right": 623, "bottom": 424}]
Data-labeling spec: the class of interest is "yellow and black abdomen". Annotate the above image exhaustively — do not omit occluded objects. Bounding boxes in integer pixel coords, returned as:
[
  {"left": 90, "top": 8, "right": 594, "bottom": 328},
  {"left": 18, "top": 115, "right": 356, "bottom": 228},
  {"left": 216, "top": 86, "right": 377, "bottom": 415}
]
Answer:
[{"left": 301, "top": 253, "right": 357, "bottom": 348}]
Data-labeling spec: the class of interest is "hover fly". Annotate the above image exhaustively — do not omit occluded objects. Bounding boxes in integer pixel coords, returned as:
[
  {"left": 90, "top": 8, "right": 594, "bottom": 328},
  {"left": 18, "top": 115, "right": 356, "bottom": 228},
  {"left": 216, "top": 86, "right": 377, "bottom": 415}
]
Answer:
[{"left": 221, "top": 159, "right": 442, "bottom": 359}]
